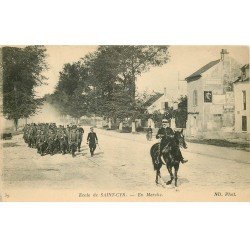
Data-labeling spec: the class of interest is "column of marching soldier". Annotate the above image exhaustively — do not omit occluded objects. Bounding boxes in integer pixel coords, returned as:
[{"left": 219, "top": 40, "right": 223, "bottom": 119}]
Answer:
[{"left": 22, "top": 123, "right": 90, "bottom": 157}]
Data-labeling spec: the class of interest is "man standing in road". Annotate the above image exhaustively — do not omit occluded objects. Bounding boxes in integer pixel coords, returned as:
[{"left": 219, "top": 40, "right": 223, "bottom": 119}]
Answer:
[
  {"left": 87, "top": 127, "right": 98, "bottom": 157},
  {"left": 146, "top": 125, "right": 153, "bottom": 141}
]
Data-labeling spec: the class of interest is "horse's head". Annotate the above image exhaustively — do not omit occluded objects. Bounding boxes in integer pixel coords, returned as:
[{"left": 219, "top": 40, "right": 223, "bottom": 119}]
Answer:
[{"left": 174, "top": 129, "right": 187, "bottom": 149}]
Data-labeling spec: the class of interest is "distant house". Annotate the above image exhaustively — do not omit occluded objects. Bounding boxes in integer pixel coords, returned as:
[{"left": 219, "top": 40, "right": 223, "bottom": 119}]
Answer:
[
  {"left": 143, "top": 88, "right": 177, "bottom": 128},
  {"left": 234, "top": 64, "right": 249, "bottom": 137},
  {"left": 185, "top": 49, "right": 240, "bottom": 138},
  {"left": 146, "top": 88, "right": 176, "bottom": 114}
]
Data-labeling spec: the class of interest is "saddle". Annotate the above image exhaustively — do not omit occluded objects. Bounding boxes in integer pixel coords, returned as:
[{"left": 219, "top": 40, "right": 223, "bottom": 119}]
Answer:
[{"left": 157, "top": 140, "right": 180, "bottom": 165}]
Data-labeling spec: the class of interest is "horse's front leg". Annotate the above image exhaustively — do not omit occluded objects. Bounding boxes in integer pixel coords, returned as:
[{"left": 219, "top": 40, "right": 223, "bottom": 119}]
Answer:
[
  {"left": 155, "top": 168, "right": 162, "bottom": 184},
  {"left": 166, "top": 165, "right": 174, "bottom": 185},
  {"left": 174, "top": 164, "right": 180, "bottom": 187},
  {"left": 155, "top": 170, "right": 158, "bottom": 184}
]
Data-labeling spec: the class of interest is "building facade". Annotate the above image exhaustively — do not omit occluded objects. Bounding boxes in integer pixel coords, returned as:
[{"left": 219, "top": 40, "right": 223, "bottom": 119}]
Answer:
[
  {"left": 234, "top": 64, "right": 250, "bottom": 137},
  {"left": 185, "top": 49, "right": 240, "bottom": 138}
]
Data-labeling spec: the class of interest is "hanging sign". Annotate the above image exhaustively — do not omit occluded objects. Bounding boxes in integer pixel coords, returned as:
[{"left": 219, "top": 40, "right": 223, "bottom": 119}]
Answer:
[{"left": 204, "top": 91, "right": 212, "bottom": 103}]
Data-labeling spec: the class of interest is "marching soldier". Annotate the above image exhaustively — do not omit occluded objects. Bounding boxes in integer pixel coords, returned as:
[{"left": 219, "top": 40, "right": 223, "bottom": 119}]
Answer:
[
  {"left": 38, "top": 130, "right": 47, "bottom": 156},
  {"left": 65, "top": 125, "right": 71, "bottom": 153},
  {"left": 23, "top": 123, "right": 100, "bottom": 158},
  {"left": 23, "top": 124, "right": 29, "bottom": 143},
  {"left": 59, "top": 127, "right": 68, "bottom": 155},
  {"left": 36, "top": 129, "right": 42, "bottom": 153},
  {"left": 47, "top": 129, "right": 57, "bottom": 155},
  {"left": 76, "top": 125, "right": 84, "bottom": 152},
  {"left": 27, "top": 124, "right": 35, "bottom": 148},
  {"left": 69, "top": 125, "right": 78, "bottom": 157}
]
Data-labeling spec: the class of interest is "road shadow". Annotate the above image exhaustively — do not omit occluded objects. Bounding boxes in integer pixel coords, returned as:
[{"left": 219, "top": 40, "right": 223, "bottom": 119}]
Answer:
[
  {"left": 178, "top": 178, "right": 190, "bottom": 185},
  {"left": 93, "top": 152, "right": 104, "bottom": 156},
  {"left": 158, "top": 176, "right": 190, "bottom": 188}
]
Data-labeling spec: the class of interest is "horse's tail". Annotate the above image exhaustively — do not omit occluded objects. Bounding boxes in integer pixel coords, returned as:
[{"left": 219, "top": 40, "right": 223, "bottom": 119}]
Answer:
[{"left": 150, "top": 143, "right": 159, "bottom": 171}]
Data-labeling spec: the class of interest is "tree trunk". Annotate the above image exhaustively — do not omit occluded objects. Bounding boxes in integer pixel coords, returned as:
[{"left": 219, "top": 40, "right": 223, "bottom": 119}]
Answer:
[
  {"left": 130, "top": 81, "right": 136, "bottom": 101},
  {"left": 113, "top": 117, "right": 117, "bottom": 129},
  {"left": 14, "top": 118, "right": 18, "bottom": 131},
  {"left": 131, "top": 122, "right": 136, "bottom": 133}
]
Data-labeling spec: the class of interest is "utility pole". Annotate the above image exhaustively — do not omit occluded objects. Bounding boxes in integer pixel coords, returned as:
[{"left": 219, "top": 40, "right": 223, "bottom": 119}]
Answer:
[{"left": 177, "top": 71, "right": 187, "bottom": 97}]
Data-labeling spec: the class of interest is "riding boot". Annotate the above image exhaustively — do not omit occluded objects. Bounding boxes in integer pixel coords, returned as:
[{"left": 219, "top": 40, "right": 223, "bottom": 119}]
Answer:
[{"left": 177, "top": 149, "right": 188, "bottom": 164}]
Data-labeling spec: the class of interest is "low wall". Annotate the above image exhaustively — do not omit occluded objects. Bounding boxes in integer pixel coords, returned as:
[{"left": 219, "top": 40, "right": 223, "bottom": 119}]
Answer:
[{"left": 186, "top": 131, "right": 250, "bottom": 141}]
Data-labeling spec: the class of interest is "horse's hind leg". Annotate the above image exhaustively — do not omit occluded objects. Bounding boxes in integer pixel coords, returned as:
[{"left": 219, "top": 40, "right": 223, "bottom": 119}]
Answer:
[
  {"left": 155, "top": 169, "right": 160, "bottom": 184},
  {"left": 166, "top": 166, "right": 174, "bottom": 185},
  {"left": 155, "top": 170, "right": 158, "bottom": 184},
  {"left": 155, "top": 162, "right": 162, "bottom": 185},
  {"left": 174, "top": 164, "right": 180, "bottom": 187}
]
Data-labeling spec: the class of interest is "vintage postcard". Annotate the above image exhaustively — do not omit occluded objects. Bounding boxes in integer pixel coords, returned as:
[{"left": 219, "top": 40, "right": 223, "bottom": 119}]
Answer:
[{"left": 0, "top": 45, "right": 249, "bottom": 201}]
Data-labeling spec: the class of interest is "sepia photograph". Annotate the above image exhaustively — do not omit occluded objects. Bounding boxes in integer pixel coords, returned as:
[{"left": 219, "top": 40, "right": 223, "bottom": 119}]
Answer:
[
  {"left": 1, "top": 1, "right": 250, "bottom": 250},
  {"left": 0, "top": 45, "right": 249, "bottom": 201}
]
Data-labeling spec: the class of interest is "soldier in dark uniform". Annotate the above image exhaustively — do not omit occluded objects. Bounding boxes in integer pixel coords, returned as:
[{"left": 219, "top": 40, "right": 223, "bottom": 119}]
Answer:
[
  {"left": 28, "top": 124, "right": 35, "bottom": 148},
  {"left": 87, "top": 127, "right": 98, "bottom": 157},
  {"left": 32, "top": 124, "right": 38, "bottom": 148},
  {"left": 156, "top": 119, "right": 187, "bottom": 164},
  {"left": 76, "top": 125, "right": 84, "bottom": 152},
  {"left": 47, "top": 129, "right": 57, "bottom": 155},
  {"left": 69, "top": 125, "right": 78, "bottom": 157},
  {"left": 23, "top": 124, "right": 29, "bottom": 143},
  {"left": 77, "top": 125, "right": 84, "bottom": 134},
  {"left": 38, "top": 130, "right": 47, "bottom": 156},
  {"left": 53, "top": 127, "right": 60, "bottom": 154},
  {"left": 65, "top": 125, "right": 71, "bottom": 153},
  {"left": 36, "top": 129, "right": 41, "bottom": 153},
  {"left": 59, "top": 127, "right": 68, "bottom": 155}
]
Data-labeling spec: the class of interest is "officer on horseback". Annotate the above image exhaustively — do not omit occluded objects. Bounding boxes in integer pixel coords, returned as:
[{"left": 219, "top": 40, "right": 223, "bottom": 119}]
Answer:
[{"left": 156, "top": 119, "right": 187, "bottom": 164}]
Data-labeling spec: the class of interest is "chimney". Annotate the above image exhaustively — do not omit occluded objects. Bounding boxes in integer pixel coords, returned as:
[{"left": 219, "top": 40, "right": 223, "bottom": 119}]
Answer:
[
  {"left": 220, "top": 49, "right": 229, "bottom": 61},
  {"left": 164, "top": 87, "right": 167, "bottom": 98}
]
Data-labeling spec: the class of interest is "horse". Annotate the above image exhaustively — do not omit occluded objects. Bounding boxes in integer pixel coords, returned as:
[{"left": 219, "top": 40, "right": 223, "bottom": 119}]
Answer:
[{"left": 150, "top": 129, "right": 187, "bottom": 187}]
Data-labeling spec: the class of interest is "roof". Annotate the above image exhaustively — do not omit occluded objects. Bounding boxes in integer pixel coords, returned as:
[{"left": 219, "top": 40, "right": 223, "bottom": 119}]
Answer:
[
  {"left": 143, "top": 93, "right": 164, "bottom": 108},
  {"left": 185, "top": 59, "right": 221, "bottom": 82},
  {"left": 234, "top": 64, "right": 249, "bottom": 84},
  {"left": 234, "top": 77, "right": 249, "bottom": 84},
  {"left": 241, "top": 64, "right": 249, "bottom": 70}
]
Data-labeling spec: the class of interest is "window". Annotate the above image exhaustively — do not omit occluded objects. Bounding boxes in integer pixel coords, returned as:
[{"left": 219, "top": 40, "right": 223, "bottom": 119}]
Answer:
[
  {"left": 164, "top": 102, "right": 168, "bottom": 109},
  {"left": 242, "top": 90, "right": 246, "bottom": 110},
  {"left": 242, "top": 116, "right": 247, "bottom": 132},
  {"left": 193, "top": 90, "right": 198, "bottom": 106}
]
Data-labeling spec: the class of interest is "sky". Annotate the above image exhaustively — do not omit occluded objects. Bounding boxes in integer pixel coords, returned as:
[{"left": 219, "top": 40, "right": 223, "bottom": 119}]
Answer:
[{"left": 35, "top": 45, "right": 249, "bottom": 99}]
